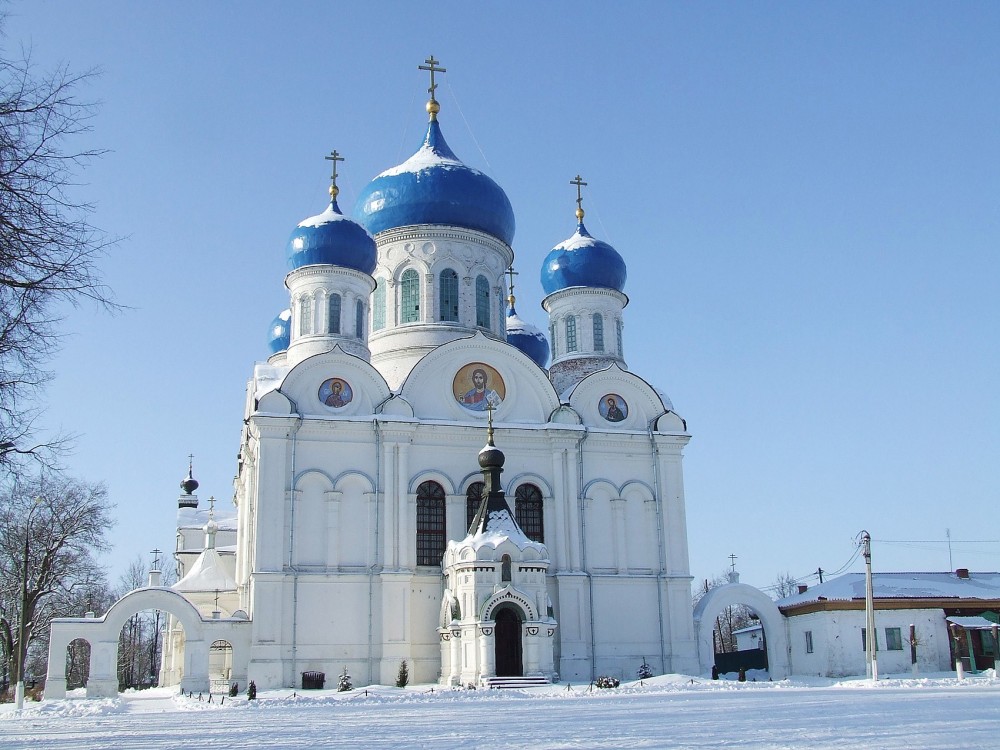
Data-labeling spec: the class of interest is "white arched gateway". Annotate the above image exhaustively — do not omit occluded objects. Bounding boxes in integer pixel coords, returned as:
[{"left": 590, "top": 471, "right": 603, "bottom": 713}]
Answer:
[
  {"left": 46, "top": 581, "right": 250, "bottom": 699},
  {"left": 693, "top": 582, "right": 790, "bottom": 679}
]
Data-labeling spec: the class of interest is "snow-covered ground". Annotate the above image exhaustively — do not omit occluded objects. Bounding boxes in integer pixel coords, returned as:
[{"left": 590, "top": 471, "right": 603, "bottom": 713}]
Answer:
[{"left": 3, "top": 672, "right": 999, "bottom": 749}]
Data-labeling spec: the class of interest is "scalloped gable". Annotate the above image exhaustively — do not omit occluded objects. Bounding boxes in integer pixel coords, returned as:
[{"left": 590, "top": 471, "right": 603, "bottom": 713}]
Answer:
[
  {"left": 567, "top": 363, "right": 681, "bottom": 431},
  {"left": 268, "top": 344, "right": 391, "bottom": 418},
  {"left": 399, "top": 331, "right": 560, "bottom": 423}
]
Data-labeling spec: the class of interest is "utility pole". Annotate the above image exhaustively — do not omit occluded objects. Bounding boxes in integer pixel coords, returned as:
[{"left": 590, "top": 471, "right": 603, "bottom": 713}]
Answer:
[
  {"left": 861, "top": 531, "right": 878, "bottom": 682},
  {"left": 817, "top": 567, "right": 824, "bottom": 584},
  {"left": 946, "top": 528, "right": 953, "bottom": 571}
]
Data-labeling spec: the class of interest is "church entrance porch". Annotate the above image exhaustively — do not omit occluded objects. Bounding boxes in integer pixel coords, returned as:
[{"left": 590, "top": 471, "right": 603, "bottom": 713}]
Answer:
[{"left": 494, "top": 606, "right": 524, "bottom": 677}]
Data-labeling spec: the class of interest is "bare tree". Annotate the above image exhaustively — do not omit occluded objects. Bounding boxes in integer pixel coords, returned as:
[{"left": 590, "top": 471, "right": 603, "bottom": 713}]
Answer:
[
  {"left": 0, "top": 28, "right": 117, "bottom": 463},
  {"left": 0, "top": 472, "right": 113, "bottom": 698},
  {"left": 772, "top": 571, "right": 799, "bottom": 599}
]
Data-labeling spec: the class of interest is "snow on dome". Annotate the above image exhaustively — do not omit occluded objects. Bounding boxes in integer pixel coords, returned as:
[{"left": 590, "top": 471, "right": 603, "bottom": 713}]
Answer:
[
  {"left": 354, "top": 119, "right": 515, "bottom": 246},
  {"left": 286, "top": 199, "right": 377, "bottom": 274},
  {"left": 267, "top": 309, "right": 291, "bottom": 354},
  {"left": 506, "top": 306, "right": 549, "bottom": 369},
  {"left": 541, "top": 221, "right": 626, "bottom": 295}
]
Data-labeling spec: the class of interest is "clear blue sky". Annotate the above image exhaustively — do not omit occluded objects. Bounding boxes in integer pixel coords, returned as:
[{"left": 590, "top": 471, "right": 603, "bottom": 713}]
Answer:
[{"left": 7, "top": 1, "right": 999, "bottom": 592}]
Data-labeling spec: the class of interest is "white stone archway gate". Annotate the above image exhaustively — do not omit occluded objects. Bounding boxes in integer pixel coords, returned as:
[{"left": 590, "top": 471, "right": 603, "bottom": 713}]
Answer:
[
  {"left": 693, "top": 583, "right": 789, "bottom": 679},
  {"left": 45, "top": 586, "right": 251, "bottom": 699}
]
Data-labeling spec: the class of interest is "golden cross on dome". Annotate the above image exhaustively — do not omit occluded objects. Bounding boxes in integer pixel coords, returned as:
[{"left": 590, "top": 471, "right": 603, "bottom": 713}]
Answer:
[
  {"left": 419, "top": 55, "right": 446, "bottom": 119},
  {"left": 419, "top": 55, "right": 446, "bottom": 98},
  {"left": 325, "top": 150, "right": 344, "bottom": 200},
  {"left": 571, "top": 174, "right": 588, "bottom": 221},
  {"left": 505, "top": 266, "right": 518, "bottom": 306}
]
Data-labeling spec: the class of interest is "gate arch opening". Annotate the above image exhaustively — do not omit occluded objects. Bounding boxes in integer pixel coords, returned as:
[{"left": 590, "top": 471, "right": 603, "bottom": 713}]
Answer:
[{"left": 494, "top": 605, "right": 524, "bottom": 677}]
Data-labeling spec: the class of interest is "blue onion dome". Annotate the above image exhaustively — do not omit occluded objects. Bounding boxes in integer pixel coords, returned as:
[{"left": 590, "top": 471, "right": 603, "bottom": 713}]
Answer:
[
  {"left": 506, "top": 304, "right": 550, "bottom": 369},
  {"left": 540, "top": 221, "right": 627, "bottom": 295},
  {"left": 267, "top": 309, "right": 291, "bottom": 354},
  {"left": 286, "top": 197, "right": 377, "bottom": 274},
  {"left": 354, "top": 113, "right": 515, "bottom": 246},
  {"left": 540, "top": 178, "right": 626, "bottom": 295}
]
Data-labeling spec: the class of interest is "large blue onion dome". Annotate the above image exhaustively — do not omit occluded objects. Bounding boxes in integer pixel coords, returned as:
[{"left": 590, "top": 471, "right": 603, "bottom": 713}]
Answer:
[
  {"left": 354, "top": 117, "right": 515, "bottom": 246},
  {"left": 540, "top": 220, "right": 627, "bottom": 295},
  {"left": 267, "top": 309, "right": 291, "bottom": 354},
  {"left": 286, "top": 196, "right": 377, "bottom": 274},
  {"left": 506, "top": 305, "right": 549, "bottom": 369}
]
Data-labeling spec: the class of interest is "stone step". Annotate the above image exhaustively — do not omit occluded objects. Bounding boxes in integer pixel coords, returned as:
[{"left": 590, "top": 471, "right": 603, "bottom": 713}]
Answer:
[{"left": 483, "top": 676, "right": 552, "bottom": 689}]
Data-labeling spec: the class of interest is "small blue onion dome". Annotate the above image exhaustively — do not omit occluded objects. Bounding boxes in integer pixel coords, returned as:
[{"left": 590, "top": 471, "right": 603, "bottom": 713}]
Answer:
[
  {"left": 540, "top": 221, "right": 627, "bottom": 295},
  {"left": 506, "top": 306, "right": 550, "bottom": 369},
  {"left": 267, "top": 309, "right": 291, "bottom": 354},
  {"left": 286, "top": 198, "right": 377, "bottom": 274},
  {"left": 354, "top": 118, "right": 515, "bottom": 246}
]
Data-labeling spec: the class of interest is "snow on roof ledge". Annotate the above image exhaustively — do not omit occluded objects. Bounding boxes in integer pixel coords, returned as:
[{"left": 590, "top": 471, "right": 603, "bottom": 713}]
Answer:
[{"left": 778, "top": 572, "right": 1000, "bottom": 607}]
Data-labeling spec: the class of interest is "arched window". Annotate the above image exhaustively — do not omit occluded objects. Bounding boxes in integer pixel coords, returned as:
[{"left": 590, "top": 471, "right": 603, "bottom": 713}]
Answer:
[
  {"left": 515, "top": 483, "right": 544, "bottom": 543},
  {"left": 501, "top": 554, "right": 512, "bottom": 582},
  {"left": 416, "top": 480, "right": 446, "bottom": 566},
  {"left": 327, "top": 293, "right": 341, "bottom": 334},
  {"left": 593, "top": 313, "right": 604, "bottom": 352},
  {"left": 372, "top": 283, "right": 385, "bottom": 331},
  {"left": 299, "top": 295, "right": 313, "bottom": 336},
  {"left": 549, "top": 323, "right": 557, "bottom": 357},
  {"left": 476, "top": 275, "right": 491, "bottom": 328},
  {"left": 565, "top": 316, "right": 577, "bottom": 353},
  {"left": 466, "top": 481, "right": 485, "bottom": 531},
  {"left": 439, "top": 269, "right": 459, "bottom": 322},
  {"left": 355, "top": 299, "right": 364, "bottom": 338},
  {"left": 401, "top": 269, "right": 420, "bottom": 324},
  {"left": 616, "top": 318, "right": 623, "bottom": 357}
]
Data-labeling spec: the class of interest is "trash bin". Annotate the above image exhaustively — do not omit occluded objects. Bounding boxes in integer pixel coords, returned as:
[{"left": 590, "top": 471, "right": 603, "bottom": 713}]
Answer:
[{"left": 301, "top": 671, "right": 325, "bottom": 690}]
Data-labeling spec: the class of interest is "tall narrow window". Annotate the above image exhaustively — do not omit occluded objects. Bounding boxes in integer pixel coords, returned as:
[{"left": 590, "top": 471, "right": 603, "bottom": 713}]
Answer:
[
  {"left": 327, "top": 293, "right": 341, "bottom": 334},
  {"left": 476, "top": 275, "right": 491, "bottom": 328},
  {"left": 401, "top": 269, "right": 420, "bottom": 324},
  {"left": 565, "top": 316, "right": 577, "bottom": 353},
  {"left": 466, "top": 481, "right": 485, "bottom": 531},
  {"left": 805, "top": 631, "right": 814, "bottom": 654},
  {"left": 439, "top": 269, "right": 459, "bottom": 322},
  {"left": 515, "top": 483, "right": 544, "bottom": 543},
  {"left": 616, "top": 318, "right": 623, "bottom": 357},
  {"left": 416, "top": 481, "right": 446, "bottom": 566},
  {"left": 549, "top": 324, "right": 557, "bottom": 357},
  {"left": 501, "top": 554, "right": 512, "bottom": 582},
  {"left": 592, "top": 313, "right": 604, "bottom": 352},
  {"left": 355, "top": 299, "right": 364, "bottom": 338},
  {"left": 372, "top": 283, "right": 385, "bottom": 331},
  {"left": 299, "top": 296, "right": 313, "bottom": 336}
]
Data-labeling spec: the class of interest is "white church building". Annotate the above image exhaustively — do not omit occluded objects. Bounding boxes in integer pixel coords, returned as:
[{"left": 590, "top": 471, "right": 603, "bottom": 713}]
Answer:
[{"left": 45, "top": 59, "right": 700, "bottom": 694}]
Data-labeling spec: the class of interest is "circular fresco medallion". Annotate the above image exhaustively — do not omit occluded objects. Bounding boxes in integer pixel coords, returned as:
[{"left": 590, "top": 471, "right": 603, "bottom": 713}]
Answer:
[
  {"left": 318, "top": 377, "right": 353, "bottom": 408},
  {"left": 599, "top": 393, "right": 628, "bottom": 423},
  {"left": 453, "top": 363, "right": 505, "bottom": 412}
]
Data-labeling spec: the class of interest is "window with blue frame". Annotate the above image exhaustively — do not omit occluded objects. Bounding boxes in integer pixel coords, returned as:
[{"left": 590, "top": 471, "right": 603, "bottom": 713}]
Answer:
[
  {"left": 327, "top": 293, "right": 341, "bottom": 334},
  {"left": 593, "top": 313, "right": 604, "bottom": 352},
  {"left": 440, "top": 269, "right": 459, "bottom": 322},
  {"left": 565, "top": 316, "right": 577, "bottom": 352},
  {"left": 476, "top": 275, "right": 491, "bottom": 328},
  {"left": 401, "top": 269, "right": 420, "bottom": 323},
  {"left": 299, "top": 295, "right": 313, "bottom": 336},
  {"left": 372, "top": 283, "right": 385, "bottom": 330}
]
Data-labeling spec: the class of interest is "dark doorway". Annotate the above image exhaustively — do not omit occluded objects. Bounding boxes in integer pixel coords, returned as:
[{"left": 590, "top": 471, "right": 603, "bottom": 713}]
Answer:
[{"left": 494, "top": 607, "right": 523, "bottom": 677}]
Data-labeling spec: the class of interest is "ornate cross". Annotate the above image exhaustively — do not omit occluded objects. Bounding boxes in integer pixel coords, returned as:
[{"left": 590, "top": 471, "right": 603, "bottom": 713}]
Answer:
[
  {"left": 208, "top": 495, "right": 216, "bottom": 516},
  {"left": 150, "top": 548, "right": 162, "bottom": 571},
  {"left": 325, "top": 150, "right": 344, "bottom": 199},
  {"left": 419, "top": 55, "right": 446, "bottom": 98},
  {"left": 505, "top": 266, "right": 518, "bottom": 301},
  {"left": 728, "top": 553, "right": 738, "bottom": 574},
  {"left": 570, "top": 174, "right": 588, "bottom": 218}
]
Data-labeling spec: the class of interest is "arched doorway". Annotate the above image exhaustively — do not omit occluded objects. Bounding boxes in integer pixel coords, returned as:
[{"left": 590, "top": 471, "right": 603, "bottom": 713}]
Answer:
[
  {"left": 494, "top": 606, "right": 523, "bottom": 677},
  {"left": 65, "top": 638, "right": 91, "bottom": 690},
  {"left": 209, "top": 640, "right": 234, "bottom": 693}
]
